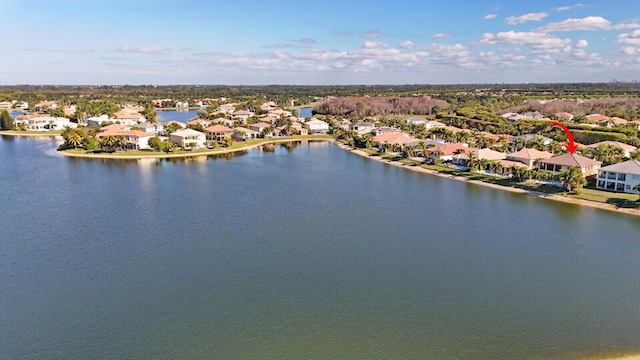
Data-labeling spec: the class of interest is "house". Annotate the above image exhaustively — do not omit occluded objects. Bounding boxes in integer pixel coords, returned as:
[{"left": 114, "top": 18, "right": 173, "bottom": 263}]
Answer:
[
  {"left": 506, "top": 148, "right": 553, "bottom": 169},
  {"left": 289, "top": 122, "right": 308, "bottom": 135},
  {"left": 112, "top": 109, "right": 145, "bottom": 125},
  {"left": 537, "top": 153, "right": 602, "bottom": 177},
  {"left": 371, "top": 126, "right": 401, "bottom": 136},
  {"left": 259, "top": 115, "right": 278, "bottom": 124},
  {"left": 587, "top": 141, "right": 637, "bottom": 158},
  {"left": 304, "top": 119, "right": 329, "bottom": 134},
  {"left": 175, "top": 101, "right": 189, "bottom": 108},
  {"left": 186, "top": 118, "right": 211, "bottom": 128},
  {"left": 15, "top": 115, "right": 75, "bottom": 131},
  {"left": 219, "top": 104, "right": 237, "bottom": 114},
  {"left": 514, "top": 134, "right": 553, "bottom": 146},
  {"left": 204, "top": 124, "right": 234, "bottom": 142},
  {"left": 137, "top": 122, "right": 164, "bottom": 135},
  {"left": 33, "top": 101, "right": 57, "bottom": 112},
  {"left": 555, "top": 112, "right": 574, "bottom": 121},
  {"left": 452, "top": 148, "right": 507, "bottom": 166},
  {"left": 231, "top": 110, "right": 255, "bottom": 122},
  {"left": 596, "top": 160, "right": 640, "bottom": 193},
  {"left": 427, "top": 142, "right": 475, "bottom": 162},
  {"left": 351, "top": 120, "right": 375, "bottom": 131},
  {"left": 249, "top": 122, "right": 271, "bottom": 135},
  {"left": 373, "top": 133, "right": 421, "bottom": 152},
  {"left": 211, "top": 117, "right": 234, "bottom": 127},
  {"left": 169, "top": 129, "right": 206, "bottom": 149},
  {"left": 586, "top": 114, "right": 609, "bottom": 123},
  {"left": 87, "top": 115, "right": 111, "bottom": 126},
  {"left": 261, "top": 101, "right": 277, "bottom": 111},
  {"left": 232, "top": 127, "right": 260, "bottom": 141},
  {"left": 404, "top": 116, "right": 427, "bottom": 125},
  {"left": 0, "top": 101, "right": 13, "bottom": 109},
  {"left": 424, "top": 120, "right": 446, "bottom": 130},
  {"left": 120, "top": 130, "right": 153, "bottom": 150},
  {"left": 160, "top": 120, "right": 186, "bottom": 131}
]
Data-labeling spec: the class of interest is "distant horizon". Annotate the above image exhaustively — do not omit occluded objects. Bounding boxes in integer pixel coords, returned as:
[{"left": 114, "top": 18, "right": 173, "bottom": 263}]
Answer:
[
  {"left": 2, "top": 81, "right": 640, "bottom": 87},
  {"left": 2, "top": 0, "right": 640, "bottom": 85}
]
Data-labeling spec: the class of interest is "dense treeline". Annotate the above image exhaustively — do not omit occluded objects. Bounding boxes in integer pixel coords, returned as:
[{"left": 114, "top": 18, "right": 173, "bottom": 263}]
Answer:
[
  {"left": 313, "top": 96, "right": 449, "bottom": 116},
  {"left": 501, "top": 98, "right": 640, "bottom": 119}
]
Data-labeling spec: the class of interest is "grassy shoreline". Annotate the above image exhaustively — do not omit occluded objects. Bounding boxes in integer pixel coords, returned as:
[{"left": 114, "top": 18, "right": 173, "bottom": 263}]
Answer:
[{"left": 58, "top": 135, "right": 333, "bottom": 159}]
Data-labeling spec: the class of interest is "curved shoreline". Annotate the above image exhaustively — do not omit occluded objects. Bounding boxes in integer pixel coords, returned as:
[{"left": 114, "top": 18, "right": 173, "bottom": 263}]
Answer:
[
  {"left": 4, "top": 130, "right": 640, "bottom": 218},
  {"left": 58, "top": 136, "right": 333, "bottom": 160},
  {"left": 333, "top": 141, "right": 640, "bottom": 218}
]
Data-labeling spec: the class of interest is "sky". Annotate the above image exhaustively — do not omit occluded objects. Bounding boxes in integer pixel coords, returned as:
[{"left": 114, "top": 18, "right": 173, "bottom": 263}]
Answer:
[{"left": 1, "top": 0, "right": 640, "bottom": 85}]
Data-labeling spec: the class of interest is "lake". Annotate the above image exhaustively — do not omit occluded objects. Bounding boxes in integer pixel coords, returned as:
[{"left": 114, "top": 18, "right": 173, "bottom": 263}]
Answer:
[
  {"left": 155, "top": 109, "right": 201, "bottom": 123},
  {"left": 2, "top": 135, "right": 640, "bottom": 359}
]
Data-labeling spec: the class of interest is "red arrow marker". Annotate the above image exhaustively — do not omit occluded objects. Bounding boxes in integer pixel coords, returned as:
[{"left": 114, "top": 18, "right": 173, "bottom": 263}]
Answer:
[{"left": 547, "top": 121, "right": 577, "bottom": 154}]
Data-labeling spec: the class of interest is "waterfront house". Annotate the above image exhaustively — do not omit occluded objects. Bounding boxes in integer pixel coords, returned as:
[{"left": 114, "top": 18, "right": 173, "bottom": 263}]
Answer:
[
  {"left": 16, "top": 115, "right": 76, "bottom": 131},
  {"left": 537, "top": 153, "right": 602, "bottom": 176},
  {"left": 120, "top": 130, "right": 153, "bottom": 150},
  {"left": 373, "top": 133, "right": 420, "bottom": 153},
  {"left": 289, "top": 122, "right": 308, "bottom": 135},
  {"left": 249, "top": 122, "right": 271, "bottom": 136},
  {"left": 427, "top": 142, "right": 474, "bottom": 162},
  {"left": 452, "top": 148, "right": 507, "bottom": 166},
  {"left": 204, "top": 124, "right": 234, "bottom": 142},
  {"left": 587, "top": 141, "right": 637, "bottom": 158},
  {"left": 304, "top": 119, "right": 329, "bottom": 134},
  {"left": 505, "top": 148, "right": 553, "bottom": 169},
  {"left": 596, "top": 160, "right": 640, "bottom": 193},
  {"left": 232, "top": 127, "right": 260, "bottom": 141},
  {"left": 170, "top": 129, "right": 206, "bottom": 149}
]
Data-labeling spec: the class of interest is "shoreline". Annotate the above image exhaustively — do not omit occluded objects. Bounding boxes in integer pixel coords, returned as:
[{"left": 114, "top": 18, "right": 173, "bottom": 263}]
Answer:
[
  {"left": 3, "top": 130, "right": 640, "bottom": 218},
  {"left": 58, "top": 136, "right": 332, "bottom": 160},
  {"left": 332, "top": 141, "right": 640, "bottom": 218}
]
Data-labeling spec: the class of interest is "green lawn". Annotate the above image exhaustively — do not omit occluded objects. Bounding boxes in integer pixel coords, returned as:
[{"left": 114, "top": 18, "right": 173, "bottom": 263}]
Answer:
[{"left": 568, "top": 188, "right": 640, "bottom": 209}]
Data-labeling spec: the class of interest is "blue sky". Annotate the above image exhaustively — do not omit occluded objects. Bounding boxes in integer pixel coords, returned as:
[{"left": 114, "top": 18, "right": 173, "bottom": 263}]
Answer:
[{"left": 1, "top": 0, "right": 639, "bottom": 85}]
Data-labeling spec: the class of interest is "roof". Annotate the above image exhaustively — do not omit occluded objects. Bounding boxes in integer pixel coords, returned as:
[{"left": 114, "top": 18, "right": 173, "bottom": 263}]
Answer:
[
  {"left": 171, "top": 128, "right": 205, "bottom": 137},
  {"left": 428, "top": 142, "right": 475, "bottom": 156},
  {"left": 233, "top": 110, "right": 253, "bottom": 115},
  {"left": 599, "top": 160, "right": 640, "bottom": 175},
  {"left": 305, "top": 119, "right": 328, "bottom": 125},
  {"left": 251, "top": 122, "right": 270, "bottom": 128},
  {"left": 587, "top": 141, "right": 637, "bottom": 151},
  {"left": 539, "top": 153, "right": 602, "bottom": 168},
  {"left": 373, "top": 133, "right": 419, "bottom": 145},
  {"left": 586, "top": 114, "right": 609, "bottom": 122},
  {"left": 507, "top": 148, "right": 553, "bottom": 160},
  {"left": 204, "top": 124, "right": 233, "bottom": 132}
]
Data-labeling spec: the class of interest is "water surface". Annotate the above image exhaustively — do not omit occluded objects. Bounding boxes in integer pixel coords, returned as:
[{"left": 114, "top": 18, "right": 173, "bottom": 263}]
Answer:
[{"left": 1, "top": 136, "right": 640, "bottom": 359}]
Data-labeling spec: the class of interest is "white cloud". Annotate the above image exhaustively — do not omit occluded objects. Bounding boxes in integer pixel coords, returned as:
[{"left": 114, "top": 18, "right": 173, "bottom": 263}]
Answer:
[
  {"left": 576, "top": 39, "right": 588, "bottom": 47},
  {"left": 619, "top": 30, "right": 640, "bottom": 46},
  {"left": 361, "top": 31, "right": 383, "bottom": 39},
  {"left": 400, "top": 41, "right": 414, "bottom": 49},
  {"left": 362, "top": 41, "right": 387, "bottom": 49},
  {"left": 555, "top": 3, "right": 587, "bottom": 12},
  {"left": 506, "top": 12, "right": 548, "bottom": 25},
  {"left": 432, "top": 32, "right": 453, "bottom": 38},
  {"left": 478, "top": 31, "right": 570, "bottom": 52},
  {"left": 484, "top": 14, "right": 497, "bottom": 20},
  {"left": 536, "top": 16, "right": 640, "bottom": 32},
  {"left": 117, "top": 46, "right": 168, "bottom": 55},
  {"left": 620, "top": 46, "right": 640, "bottom": 55}
]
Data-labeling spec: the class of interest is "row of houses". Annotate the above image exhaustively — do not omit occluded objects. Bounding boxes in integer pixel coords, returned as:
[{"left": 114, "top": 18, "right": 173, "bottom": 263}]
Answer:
[{"left": 501, "top": 111, "right": 640, "bottom": 129}]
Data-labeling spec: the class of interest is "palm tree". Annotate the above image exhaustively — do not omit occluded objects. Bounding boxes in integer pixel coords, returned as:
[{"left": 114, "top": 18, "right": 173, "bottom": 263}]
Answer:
[
  {"left": 65, "top": 130, "right": 83, "bottom": 149},
  {"left": 100, "top": 135, "right": 117, "bottom": 150},
  {"left": 560, "top": 166, "right": 586, "bottom": 193},
  {"left": 114, "top": 135, "right": 127, "bottom": 150},
  {"left": 511, "top": 137, "right": 525, "bottom": 152}
]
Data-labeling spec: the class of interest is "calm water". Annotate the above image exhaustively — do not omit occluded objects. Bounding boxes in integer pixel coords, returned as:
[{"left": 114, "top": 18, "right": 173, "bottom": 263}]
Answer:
[
  {"left": 155, "top": 109, "right": 201, "bottom": 123},
  {"left": 298, "top": 106, "right": 313, "bottom": 118},
  {"left": 2, "top": 135, "right": 640, "bottom": 359}
]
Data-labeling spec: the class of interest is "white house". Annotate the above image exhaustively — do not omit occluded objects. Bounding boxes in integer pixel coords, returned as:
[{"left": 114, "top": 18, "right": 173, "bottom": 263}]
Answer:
[
  {"left": 596, "top": 160, "right": 640, "bottom": 193},
  {"left": 304, "top": 119, "right": 329, "bottom": 134},
  {"left": 170, "top": 129, "right": 206, "bottom": 149},
  {"left": 16, "top": 116, "right": 76, "bottom": 131}
]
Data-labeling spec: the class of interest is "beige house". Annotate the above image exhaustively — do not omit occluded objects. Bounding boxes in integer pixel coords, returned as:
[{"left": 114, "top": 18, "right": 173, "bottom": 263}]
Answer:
[
  {"left": 204, "top": 124, "right": 234, "bottom": 142},
  {"left": 170, "top": 129, "right": 206, "bottom": 149},
  {"left": 506, "top": 148, "right": 553, "bottom": 169},
  {"left": 537, "top": 153, "right": 602, "bottom": 176}
]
